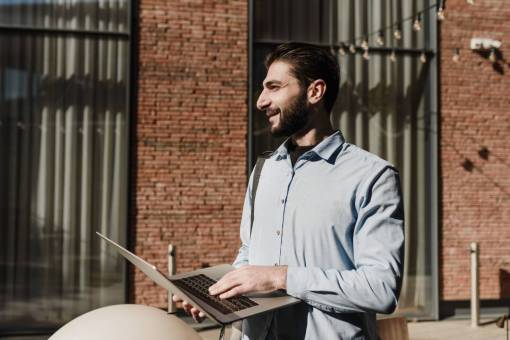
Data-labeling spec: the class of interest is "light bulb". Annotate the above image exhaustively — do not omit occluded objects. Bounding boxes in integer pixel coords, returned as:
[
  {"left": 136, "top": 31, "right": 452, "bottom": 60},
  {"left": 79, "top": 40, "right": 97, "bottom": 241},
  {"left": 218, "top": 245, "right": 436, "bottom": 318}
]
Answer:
[
  {"left": 394, "top": 27, "right": 402, "bottom": 40},
  {"left": 452, "top": 48, "right": 460, "bottom": 63},
  {"left": 489, "top": 48, "right": 497, "bottom": 62},
  {"left": 363, "top": 49, "right": 370, "bottom": 60},
  {"left": 413, "top": 15, "right": 422, "bottom": 31},
  {"left": 390, "top": 50, "right": 397, "bottom": 62},
  {"left": 349, "top": 44, "right": 356, "bottom": 54},
  {"left": 339, "top": 46, "right": 346, "bottom": 56},
  {"left": 420, "top": 52, "right": 427, "bottom": 63},
  {"left": 376, "top": 30, "right": 384, "bottom": 46},
  {"left": 437, "top": 7, "right": 445, "bottom": 21},
  {"left": 467, "top": 0, "right": 474, "bottom": 4},
  {"left": 361, "top": 37, "right": 369, "bottom": 50}
]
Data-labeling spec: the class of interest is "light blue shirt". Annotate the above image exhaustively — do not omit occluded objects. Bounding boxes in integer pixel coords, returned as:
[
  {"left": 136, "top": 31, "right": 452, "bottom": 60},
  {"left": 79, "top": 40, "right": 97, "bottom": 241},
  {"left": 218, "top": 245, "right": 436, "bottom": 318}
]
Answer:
[{"left": 233, "top": 131, "right": 404, "bottom": 340}]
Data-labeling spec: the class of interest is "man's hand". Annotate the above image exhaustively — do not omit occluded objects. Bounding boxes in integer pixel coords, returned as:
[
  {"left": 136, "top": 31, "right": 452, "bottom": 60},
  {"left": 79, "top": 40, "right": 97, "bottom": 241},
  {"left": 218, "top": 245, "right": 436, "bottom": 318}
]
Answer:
[
  {"left": 172, "top": 294, "right": 205, "bottom": 323},
  {"left": 209, "top": 265, "right": 287, "bottom": 299}
]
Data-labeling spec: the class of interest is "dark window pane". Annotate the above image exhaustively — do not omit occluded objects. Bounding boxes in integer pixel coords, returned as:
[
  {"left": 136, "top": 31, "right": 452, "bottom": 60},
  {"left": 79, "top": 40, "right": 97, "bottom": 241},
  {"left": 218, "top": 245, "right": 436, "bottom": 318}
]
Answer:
[
  {"left": 0, "top": 0, "right": 129, "bottom": 33},
  {"left": 0, "top": 3, "right": 130, "bottom": 334}
]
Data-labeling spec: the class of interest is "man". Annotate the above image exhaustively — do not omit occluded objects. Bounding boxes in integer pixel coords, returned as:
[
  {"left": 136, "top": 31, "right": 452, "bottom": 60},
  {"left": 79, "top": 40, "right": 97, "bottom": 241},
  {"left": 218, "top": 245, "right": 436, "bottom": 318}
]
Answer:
[{"left": 176, "top": 42, "right": 404, "bottom": 339}]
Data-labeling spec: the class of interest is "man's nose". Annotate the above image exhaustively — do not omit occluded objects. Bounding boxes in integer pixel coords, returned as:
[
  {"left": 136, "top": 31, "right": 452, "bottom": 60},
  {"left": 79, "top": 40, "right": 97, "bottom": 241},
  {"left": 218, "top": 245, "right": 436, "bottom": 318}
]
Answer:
[{"left": 256, "top": 90, "right": 270, "bottom": 111}]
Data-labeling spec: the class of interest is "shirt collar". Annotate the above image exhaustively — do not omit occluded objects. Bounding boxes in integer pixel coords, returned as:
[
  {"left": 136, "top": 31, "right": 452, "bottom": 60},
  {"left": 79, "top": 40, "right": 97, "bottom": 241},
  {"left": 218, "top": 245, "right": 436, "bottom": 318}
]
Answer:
[{"left": 274, "top": 130, "right": 345, "bottom": 163}]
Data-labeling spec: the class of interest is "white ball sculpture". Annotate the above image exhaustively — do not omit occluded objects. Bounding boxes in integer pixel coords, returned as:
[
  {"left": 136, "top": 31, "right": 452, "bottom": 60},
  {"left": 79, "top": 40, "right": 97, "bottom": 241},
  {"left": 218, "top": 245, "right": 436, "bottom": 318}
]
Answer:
[{"left": 49, "top": 304, "right": 202, "bottom": 340}]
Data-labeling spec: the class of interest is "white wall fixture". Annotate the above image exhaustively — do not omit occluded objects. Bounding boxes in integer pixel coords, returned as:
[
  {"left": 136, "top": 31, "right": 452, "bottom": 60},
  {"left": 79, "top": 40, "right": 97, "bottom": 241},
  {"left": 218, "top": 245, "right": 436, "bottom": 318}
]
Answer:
[{"left": 470, "top": 38, "right": 502, "bottom": 50}]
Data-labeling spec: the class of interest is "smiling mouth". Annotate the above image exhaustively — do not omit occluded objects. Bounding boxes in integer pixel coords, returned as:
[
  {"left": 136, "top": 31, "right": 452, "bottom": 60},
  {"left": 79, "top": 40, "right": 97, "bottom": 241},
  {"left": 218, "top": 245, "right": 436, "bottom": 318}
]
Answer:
[{"left": 266, "top": 109, "right": 281, "bottom": 118}]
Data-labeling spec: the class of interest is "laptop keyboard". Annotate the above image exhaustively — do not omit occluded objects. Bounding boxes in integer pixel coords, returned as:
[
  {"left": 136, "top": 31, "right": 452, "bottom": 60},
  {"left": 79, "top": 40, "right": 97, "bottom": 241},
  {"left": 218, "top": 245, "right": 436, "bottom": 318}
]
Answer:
[{"left": 172, "top": 274, "right": 258, "bottom": 315}]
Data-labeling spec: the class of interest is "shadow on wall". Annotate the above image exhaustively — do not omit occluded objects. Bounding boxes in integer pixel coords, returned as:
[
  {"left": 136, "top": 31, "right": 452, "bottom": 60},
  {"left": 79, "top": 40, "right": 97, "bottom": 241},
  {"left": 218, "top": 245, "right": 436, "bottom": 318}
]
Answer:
[{"left": 473, "top": 49, "right": 510, "bottom": 75}]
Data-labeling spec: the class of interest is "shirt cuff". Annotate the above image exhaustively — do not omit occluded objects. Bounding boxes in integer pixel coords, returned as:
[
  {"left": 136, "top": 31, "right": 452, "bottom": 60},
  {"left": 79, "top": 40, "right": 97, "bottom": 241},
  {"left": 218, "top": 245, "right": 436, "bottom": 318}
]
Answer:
[{"left": 286, "top": 266, "right": 309, "bottom": 299}]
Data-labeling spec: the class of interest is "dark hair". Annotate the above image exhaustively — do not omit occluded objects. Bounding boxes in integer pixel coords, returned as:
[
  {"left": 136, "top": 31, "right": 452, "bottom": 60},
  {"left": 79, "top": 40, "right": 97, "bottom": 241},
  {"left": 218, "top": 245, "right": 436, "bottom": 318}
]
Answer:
[{"left": 265, "top": 42, "right": 340, "bottom": 113}]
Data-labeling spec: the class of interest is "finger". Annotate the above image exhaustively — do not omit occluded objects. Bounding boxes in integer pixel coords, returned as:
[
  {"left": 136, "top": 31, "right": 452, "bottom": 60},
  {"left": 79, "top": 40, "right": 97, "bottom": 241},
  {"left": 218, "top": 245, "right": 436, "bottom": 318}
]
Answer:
[
  {"left": 209, "top": 276, "right": 229, "bottom": 294},
  {"left": 182, "top": 300, "right": 193, "bottom": 313},
  {"left": 191, "top": 307, "right": 200, "bottom": 317},
  {"left": 209, "top": 268, "right": 242, "bottom": 293},
  {"left": 209, "top": 273, "right": 241, "bottom": 295},
  {"left": 193, "top": 313, "right": 204, "bottom": 323},
  {"left": 191, "top": 308, "right": 204, "bottom": 323},
  {"left": 219, "top": 285, "right": 246, "bottom": 299}
]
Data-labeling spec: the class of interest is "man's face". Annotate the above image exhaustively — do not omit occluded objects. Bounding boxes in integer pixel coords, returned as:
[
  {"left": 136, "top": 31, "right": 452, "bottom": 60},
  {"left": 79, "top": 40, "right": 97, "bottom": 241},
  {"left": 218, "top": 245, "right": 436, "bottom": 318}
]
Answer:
[{"left": 256, "top": 61, "right": 310, "bottom": 137}]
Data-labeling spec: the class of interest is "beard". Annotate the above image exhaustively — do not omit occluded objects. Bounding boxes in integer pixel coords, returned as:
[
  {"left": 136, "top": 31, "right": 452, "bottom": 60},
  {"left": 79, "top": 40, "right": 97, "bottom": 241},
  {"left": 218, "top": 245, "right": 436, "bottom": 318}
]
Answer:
[{"left": 270, "top": 90, "right": 310, "bottom": 137}]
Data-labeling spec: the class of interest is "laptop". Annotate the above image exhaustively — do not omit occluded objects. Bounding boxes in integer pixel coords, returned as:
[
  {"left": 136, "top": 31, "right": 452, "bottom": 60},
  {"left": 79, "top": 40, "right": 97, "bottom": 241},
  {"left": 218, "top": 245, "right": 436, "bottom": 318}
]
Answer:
[{"left": 96, "top": 232, "right": 300, "bottom": 325}]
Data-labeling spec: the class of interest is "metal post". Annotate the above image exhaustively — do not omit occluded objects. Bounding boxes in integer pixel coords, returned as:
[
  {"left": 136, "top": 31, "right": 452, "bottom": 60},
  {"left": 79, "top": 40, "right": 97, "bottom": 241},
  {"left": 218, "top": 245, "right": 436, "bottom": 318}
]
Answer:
[
  {"left": 471, "top": 242, "right": 479, "bottom": 328},
  {"left": 168, "top": 244, "right": 176, "bottom": 313}
]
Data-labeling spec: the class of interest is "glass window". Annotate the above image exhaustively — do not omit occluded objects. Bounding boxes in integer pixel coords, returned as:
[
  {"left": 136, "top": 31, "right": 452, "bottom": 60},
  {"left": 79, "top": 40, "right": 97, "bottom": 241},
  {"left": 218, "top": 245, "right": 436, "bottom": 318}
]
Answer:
[
  {"left": 0, "top": 0, "right": 131, "bottom": 334},
  {"left": 0, "top": 0, "right": 129, "bottom": 33},
  {"left": 251, "top": 0, "right": 438, "bottom": 319}
]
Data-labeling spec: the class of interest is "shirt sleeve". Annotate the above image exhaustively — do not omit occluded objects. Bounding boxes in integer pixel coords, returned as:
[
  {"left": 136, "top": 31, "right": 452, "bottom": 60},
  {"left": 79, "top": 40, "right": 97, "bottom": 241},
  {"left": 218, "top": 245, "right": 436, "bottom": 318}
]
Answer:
[
  {"left": 285, "top": 166, "right": 405, "bottom": 314},
  {"left": 232, "top": 170, "right": 255, "bottom": 268}
]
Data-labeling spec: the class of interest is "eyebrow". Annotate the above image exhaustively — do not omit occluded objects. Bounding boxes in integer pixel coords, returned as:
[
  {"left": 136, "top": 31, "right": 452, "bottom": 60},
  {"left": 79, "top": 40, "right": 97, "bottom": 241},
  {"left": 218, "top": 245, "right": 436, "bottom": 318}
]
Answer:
[{"left": 262, "top": 80, "right": 283, "bottom": 88}]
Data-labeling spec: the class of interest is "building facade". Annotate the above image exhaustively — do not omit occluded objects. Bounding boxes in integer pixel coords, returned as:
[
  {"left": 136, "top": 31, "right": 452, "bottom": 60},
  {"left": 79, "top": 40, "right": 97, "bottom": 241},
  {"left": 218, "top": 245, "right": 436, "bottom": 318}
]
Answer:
[{"left": 0, "top": 0, "right": 509, "bottom": 335}]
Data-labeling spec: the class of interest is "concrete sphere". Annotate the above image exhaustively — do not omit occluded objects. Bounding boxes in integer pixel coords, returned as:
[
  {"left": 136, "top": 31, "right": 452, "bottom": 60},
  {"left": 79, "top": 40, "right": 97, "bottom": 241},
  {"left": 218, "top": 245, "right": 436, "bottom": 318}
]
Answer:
[{"left": 49, "top": 304, "right": 202, "bottom": 340}]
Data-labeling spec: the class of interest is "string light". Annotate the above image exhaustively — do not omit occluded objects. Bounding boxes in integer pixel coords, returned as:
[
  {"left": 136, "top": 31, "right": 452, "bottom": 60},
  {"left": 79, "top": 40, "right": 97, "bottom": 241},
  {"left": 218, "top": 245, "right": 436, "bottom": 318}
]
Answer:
[
  {"left": 390, "top": 50, "right": 397, "bottom": 62},
  {"left": 489, "top": 48, "right": 497, "bottom": 62},
  {"left": 363, "top": 49, "right": 370, "bottom": 60},
  {"left": 467, "top": 0, "right": 474, "bottom": 4},
  {"left": 437, "top": 0, "right": 445, "bottom": 20},
  {"left": 393, "top": 24, "right": 402, "bottom": 40},
  {"left": 339, "top": 44, "right": 346, "bottom": 56},
  {"left": 452, "top": 48, "right": 460, "bottom": 63},
  {"left": 361, "top": 36, "right": 369, "bottom": 50},
  {"left": 413, "top": 14, "right": 422, "bottom": 31},
  {"left": 376, "top": 30, "right": 385, "bottom": 46},
  {"left": 420, "top": 51, "right": 427, "bottom": 63},
  {"left": 334, "top": 3, "right": 472, "bottom": 66},
  {"left": 437, "top": 6, "right": 445, "bottom": 21}
]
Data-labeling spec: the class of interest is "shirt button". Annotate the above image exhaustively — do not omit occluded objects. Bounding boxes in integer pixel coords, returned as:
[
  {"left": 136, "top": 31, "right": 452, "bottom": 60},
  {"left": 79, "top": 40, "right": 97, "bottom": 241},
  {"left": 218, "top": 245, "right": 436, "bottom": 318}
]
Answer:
[
  {"left": 281, "top": 198, "right": 285, "bottom": 204},
  {"left": 274, "top": 263, "right": 278, "bottom": 266},
  {"left": 276, "top": 230, "right": 280, "bottom": 236}
]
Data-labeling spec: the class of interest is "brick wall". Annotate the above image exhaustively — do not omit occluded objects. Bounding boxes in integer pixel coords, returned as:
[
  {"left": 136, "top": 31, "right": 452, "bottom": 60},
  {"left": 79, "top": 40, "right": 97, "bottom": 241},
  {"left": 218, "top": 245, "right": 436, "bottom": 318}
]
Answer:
[
  {"left": 133, "top": 0, "right": 248, "bottom": 307},
  {"left": 440, "top": 0, "right": 510, "bottom": 300}
]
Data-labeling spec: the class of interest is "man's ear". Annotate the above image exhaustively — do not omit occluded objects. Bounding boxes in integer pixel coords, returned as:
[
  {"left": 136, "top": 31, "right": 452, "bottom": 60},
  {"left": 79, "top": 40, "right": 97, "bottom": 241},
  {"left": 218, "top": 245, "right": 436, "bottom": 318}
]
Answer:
[{"left": 307, "top": 79, "right": 327, "bottom": 105}]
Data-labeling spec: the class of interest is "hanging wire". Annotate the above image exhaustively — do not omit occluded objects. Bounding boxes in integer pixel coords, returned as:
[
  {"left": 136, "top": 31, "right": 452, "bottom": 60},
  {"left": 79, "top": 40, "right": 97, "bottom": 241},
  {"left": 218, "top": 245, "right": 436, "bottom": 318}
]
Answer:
[{"left": 342, "top": 3, "right": 438, "bottom": 47}]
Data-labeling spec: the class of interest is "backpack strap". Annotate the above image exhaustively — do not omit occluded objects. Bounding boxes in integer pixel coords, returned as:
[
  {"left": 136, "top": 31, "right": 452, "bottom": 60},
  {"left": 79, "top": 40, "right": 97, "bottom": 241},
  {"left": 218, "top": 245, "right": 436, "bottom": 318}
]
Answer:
[{"left": 250, "top": 152, "right": 272, "bottom": 236}]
